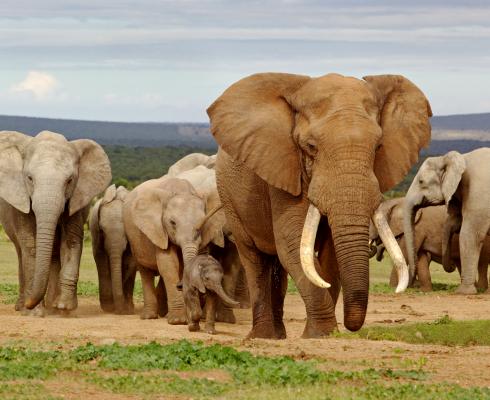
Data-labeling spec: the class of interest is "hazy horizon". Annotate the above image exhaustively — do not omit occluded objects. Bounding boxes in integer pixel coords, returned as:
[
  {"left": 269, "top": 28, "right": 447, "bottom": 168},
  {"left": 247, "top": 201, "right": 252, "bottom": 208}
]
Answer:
[{"left": 1, "top": 1, "right": 489, "bottom": 123}]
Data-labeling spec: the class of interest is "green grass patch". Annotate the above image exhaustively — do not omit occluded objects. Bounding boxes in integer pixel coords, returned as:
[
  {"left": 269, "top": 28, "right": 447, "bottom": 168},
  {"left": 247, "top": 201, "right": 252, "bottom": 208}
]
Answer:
[
  {"left": 0, "top": 383, "right": 60, "bottom": 400},
  {"left": 0, "top": 340, "right": 488, "bottom": 399},
  {"left": 0, "top": 283, "right": 19, "bottom": 304},
  {"left": 356, "top": 317, "right": 490, "bottom": 346}
]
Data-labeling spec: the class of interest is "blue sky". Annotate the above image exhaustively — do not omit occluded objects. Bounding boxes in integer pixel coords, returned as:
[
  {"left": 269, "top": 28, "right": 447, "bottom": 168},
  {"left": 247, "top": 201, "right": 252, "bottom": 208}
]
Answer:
[{"left": 0, "top": 0, "right": 489, "bottom": 122}]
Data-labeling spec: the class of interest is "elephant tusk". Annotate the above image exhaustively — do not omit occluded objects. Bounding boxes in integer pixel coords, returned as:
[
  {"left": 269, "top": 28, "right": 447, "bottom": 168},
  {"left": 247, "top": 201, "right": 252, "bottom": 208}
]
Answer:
[
  {"left": 372, "top": 208, "right": 409, "bottom": 293},
  {"left": 195, "top": 203, "right": 223, "bottom": 231},
  {"left": 300, "top": 205, "right": 331, "bottom": 289}
]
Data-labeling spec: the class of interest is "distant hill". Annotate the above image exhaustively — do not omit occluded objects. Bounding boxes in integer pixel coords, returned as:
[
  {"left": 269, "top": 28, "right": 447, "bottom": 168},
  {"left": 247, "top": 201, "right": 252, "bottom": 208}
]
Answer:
[
  {"left": 1, "top": 112, "right": 490, "bottom": 153},
  {"left": 0, "top": 115, "right": 215, "bottom": 148}
]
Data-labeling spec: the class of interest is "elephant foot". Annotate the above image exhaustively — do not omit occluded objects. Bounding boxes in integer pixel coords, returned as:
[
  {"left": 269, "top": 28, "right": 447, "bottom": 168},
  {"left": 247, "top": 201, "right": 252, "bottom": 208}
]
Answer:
[
  {"left": 55, "top": 292, "right": 78, "bottom": 311},
  {"left": 215, "top": 308, "right": 236, "bottom": 324},
  {"left": 273, "top": 320, "right": 287, "bottom": 339},
  {"left": 301, "top": 318, "right": 337, "bottom": 339},
  {"left": 21, "top": 304, "right": 45, "bottom": 317},
  {"left": 140, "top": 308, "right": 158, "bottom": 319},
  {"left": 454, "top": 284, "right": 477, "bottom": 295},
  {"left": 188, "top": 322, "right": 200, "bottom": 332},
  {"left": 420, "top": 285, "right": 433, "bottom": 292},
  {"left": 15, "top": 296, "right": 25, "bottom": 311},
  {"left": 100, "top": 303, "right": 115, "bottom": 313},
  {"left": 167, "top": 310, "right": 187, "bottom": 325},
  {"left": 246, "top": 322, "right": 277, "bottom": 339},
  {"left": 205, "top": 323, "right": 216, "bottom": 335}
]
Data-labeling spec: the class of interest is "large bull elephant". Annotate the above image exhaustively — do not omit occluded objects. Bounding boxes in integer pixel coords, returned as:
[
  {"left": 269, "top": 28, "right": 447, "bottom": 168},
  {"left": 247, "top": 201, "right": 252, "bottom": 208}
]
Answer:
[
  {"left": 207, "top": 73, "right": 432, "bottom": 339},
  {"left": 403, "top": 149, "right": 490, "bottom": 294},
  {"left": 0, "top": 131, "right": 111, "bottom": 314}
]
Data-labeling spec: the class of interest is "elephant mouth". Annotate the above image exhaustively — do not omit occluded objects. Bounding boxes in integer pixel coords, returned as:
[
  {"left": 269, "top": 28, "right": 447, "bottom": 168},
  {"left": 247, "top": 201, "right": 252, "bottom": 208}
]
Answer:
[{"left": 300, "top": 203, "right": 409, "bottom": 294}]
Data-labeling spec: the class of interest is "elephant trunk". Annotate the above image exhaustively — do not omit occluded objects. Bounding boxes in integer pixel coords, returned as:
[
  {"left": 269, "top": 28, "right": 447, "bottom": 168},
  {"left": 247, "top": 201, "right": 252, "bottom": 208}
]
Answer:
[
  {"left": 303, "top": 164, "right": 379, "bottom": 332},
  {"left": 25, "top": 188, "right": 65, "bottom": 309},
  {"left": 211, "top": 282, "right": 240, "bottom": 308},
  {"left": 441, "top": 222, "right": 457, "bottom": 273},
  {"left": 402, "top": 195, "right": 420, "bottom": 284},
  {"left": 182, "top": 243, "right": 199, "bottom": 267}
]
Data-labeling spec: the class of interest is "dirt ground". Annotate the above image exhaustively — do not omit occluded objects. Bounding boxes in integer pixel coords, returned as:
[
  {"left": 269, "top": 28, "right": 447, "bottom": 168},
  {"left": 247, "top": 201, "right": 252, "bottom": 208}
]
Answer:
[{"left": 0, "top": 291, "right": 489, "bottom": 388}]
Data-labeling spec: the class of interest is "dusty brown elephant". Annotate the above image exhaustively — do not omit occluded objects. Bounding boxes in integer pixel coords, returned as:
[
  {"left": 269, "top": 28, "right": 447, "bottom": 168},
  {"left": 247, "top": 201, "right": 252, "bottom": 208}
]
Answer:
[
  {"left": 90, "top": 185, "right": 137, "bottom": 314},
  {"left": 208, "top": 72, "right": 432, "bottom": 338},
  {"left": 123, "top": 176, "right": 224, "bottom": 324},
  {"left": 404, "top": 149, "right": 490, "bottom": 294},
  {"left": 0, "top": 131, "right": 111, "bottom": 314},
  {"left": 371, "top": 198, "right": 489, "bottom": 292}
]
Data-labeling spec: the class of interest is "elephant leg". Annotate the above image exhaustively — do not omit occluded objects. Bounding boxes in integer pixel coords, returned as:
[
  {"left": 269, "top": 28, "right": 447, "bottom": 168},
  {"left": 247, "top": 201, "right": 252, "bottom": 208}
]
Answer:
[
  {"left": 215, "top": 243, "right": 239, "bottom": 324},
  {"left": 122, "top": 255, "right": 137, "bottom": 314},
  {"left": 56, "top": 211, "right": 85, "bottom": 311},
  {"left": 389, "top": 265, "right": 398, "bottom": 288},
  {"left": 235, "top": 239, "right": 276, "bottom": 339},
  {"left": 270, "top": 259, "right": 287, "bottom": 339},
  {"left": 274, "top": 208, "right": 337, "bottom": 339},
  {"left": 156, "top": 277, "right": 168, "bottom": 317},
  {"left": 185, "top": 289, "right": 202, "bottom": 332},
  {"left": 139, "top": 267, "right": 158, "bottom": 319},
  {"left": 156, "top": 247, "right": 186, "bottom": 325},
  {"left": 416, "top": 252, "right": 432, "bottom": 292},
  {"left": 204, "top": 292, "right": 217, "bottom": 334},
  {"left": 476, "top": 251, "right": 489, "bottom": 291},
  {"left": 45, "top": 254, "right": 61, "bottom": 312},
  {"left": 95, "top": 251, "right": 114, "bottom": 312},
  {"left": 317, "top": 226, "right": 341, "bottom": 307},
  {"left": 14, "top": 243, "right": 24, "bottom": 311},
  {"left": 456, "top": 217, "right": 488, "bottom": 294}
]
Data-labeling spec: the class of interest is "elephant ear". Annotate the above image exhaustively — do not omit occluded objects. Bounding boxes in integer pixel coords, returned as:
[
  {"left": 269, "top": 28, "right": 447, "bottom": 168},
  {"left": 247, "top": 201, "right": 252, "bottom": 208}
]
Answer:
[
  {"left": 132, "top": 189, "right": 169, "bottom": 250},
  {"left": 363, "top": 75, "right": 432, "bottom": 192},
  {"left": 116, "top": 186, "right": 129, "bottom": 201},
  {"left": 0, "top": 131, "right": 31, "bottom": 213},
  {"left": 102, "top": 184, "right": 117, "bottom": 204},
  {"left": 441, "top": 151, "right": 466, "bottom": 205},
  {"left": 207, "top": 73, "right": 311, "bottom": 196},
  {"left": 191, "top": 263, "right": 206, "bottom": 294},
  {"left": 70, "top": 139, "right": 112, "bottom": 216},
  {"left": 200, "top": 191, "right": 225, "bottom": 248}
]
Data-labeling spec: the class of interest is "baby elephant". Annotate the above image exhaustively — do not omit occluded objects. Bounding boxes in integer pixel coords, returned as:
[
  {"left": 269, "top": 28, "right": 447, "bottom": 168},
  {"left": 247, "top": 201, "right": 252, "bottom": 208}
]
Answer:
[{"left": 183, "top": 255, "right": 239, "bottom": 334}]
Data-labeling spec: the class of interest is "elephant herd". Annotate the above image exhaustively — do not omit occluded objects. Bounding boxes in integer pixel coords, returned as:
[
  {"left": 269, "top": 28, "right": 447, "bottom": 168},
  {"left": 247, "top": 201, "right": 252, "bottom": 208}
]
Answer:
[{"left": 0, "top": 72, "right": 488, "bottom": 340}]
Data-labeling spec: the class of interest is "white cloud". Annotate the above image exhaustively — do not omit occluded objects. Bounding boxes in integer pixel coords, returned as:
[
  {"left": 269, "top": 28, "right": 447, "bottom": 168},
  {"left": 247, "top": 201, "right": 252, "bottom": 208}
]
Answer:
[{"left": 10, "top": 71, "right": 60, "bottom": 100}]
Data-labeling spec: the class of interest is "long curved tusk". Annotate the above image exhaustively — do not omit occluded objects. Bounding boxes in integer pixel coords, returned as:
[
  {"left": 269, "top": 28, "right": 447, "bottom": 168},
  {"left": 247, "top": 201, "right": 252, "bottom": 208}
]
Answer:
[
  {"left": 300, "top": 204, "right": 331, "bottom": 289},
  {"left": 372, "top": 208, "right": 409, "bottom": 293},
  {"left": 195, "top": 204, "right": 223, "bottom": 231}
]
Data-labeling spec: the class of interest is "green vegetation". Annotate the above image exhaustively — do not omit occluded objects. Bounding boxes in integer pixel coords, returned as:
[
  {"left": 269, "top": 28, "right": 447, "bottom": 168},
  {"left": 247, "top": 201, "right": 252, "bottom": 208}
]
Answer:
[
  {"left": 352, "top": 316, "right": 490, "bottom": 346},
  {"left": 104, "top": 145, "right": 214, "bottom": 188},
  {"left": 0, "top": 340, "right": 488, "bottom": 399}
]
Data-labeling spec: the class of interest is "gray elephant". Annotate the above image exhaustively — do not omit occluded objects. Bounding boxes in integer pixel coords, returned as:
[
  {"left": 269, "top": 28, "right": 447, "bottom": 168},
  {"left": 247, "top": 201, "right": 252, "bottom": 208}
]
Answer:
[
  {"left": 167, "top": 153, "right": 216, "bottom": 177},
  {"left": 372, "top": 198, "right": 489, "bottom": 292},
  {"left": 404, "top": 149, "right": 490, "bottom": 294},
  {"left": 0, "top": 131, "right": 111, "bottom": 314},
  {"left": 89, "top": 184, "right": 137, "bottom": 314},
  {"left": 123, "top": 176, "right": 224, "bottom": 323},
  {"left": 183, "top": 254, "right": 240, "bottom": 334},
  {"left": 174, "top": 162, "right": 250, "bottom": 321}
]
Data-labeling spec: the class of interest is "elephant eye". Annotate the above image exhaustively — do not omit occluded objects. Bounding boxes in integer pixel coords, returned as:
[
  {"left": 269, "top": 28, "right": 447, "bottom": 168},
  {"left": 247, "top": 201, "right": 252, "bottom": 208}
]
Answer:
[
  {"left": 26, "top": 174, "right": 33, "bottom": 183},
  {"left": 67, "top": 177, "right": 73, "bottom": 185},
  {"left": 306, "top": 141, "right": 317, "bottom": 155},
  {"left": 169, "top": 219, "right": 176, "bottom": 227}
]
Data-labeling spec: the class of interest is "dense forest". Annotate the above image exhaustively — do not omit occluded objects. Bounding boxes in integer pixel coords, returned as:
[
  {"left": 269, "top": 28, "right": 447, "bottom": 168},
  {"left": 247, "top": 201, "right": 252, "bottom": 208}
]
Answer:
[{"left": 104, "top": 145, "right": 215, "bottom": 188}]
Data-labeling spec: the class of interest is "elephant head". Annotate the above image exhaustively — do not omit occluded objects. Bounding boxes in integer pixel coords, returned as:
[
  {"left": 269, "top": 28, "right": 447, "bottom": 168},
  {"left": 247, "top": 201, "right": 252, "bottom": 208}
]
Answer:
[
  {"left": 0, "top": 131, "right": 112, "bottom": 309},
  {"left": 187, "top": 254, "right": 240, "bottom": 307},
  {"left": 131, "top": 178, "right": 223, "bottom": 266},
  {"left": 90, "top": 184, "right": 130, "bottom": 313},
  {"left": 403, "top": 152, "right": 465, "bottom": 280},
  {"left": 208, "top": 73, "right": 431, "bottom": 331}
]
